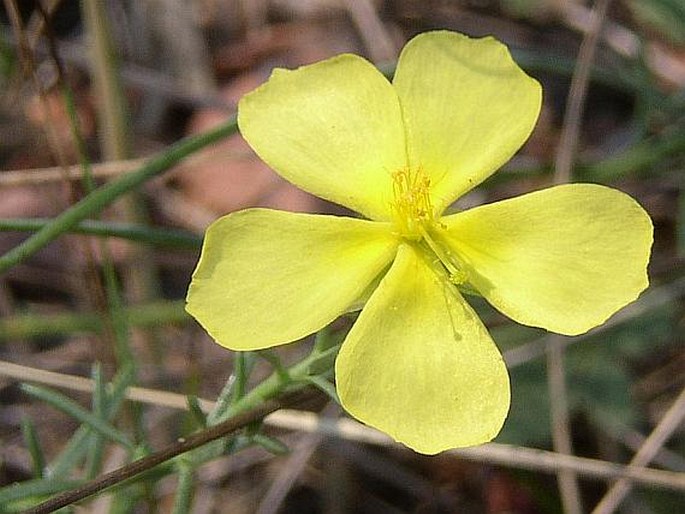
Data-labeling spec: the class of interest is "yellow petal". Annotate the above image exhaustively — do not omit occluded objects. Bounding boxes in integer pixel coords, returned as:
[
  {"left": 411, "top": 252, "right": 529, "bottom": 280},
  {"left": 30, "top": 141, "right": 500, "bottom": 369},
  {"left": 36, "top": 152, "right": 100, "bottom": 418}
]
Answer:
[
  {"left": 238, "top": 55, "right": 406, "bottom": 221},
  {"left": 336, "top": 244, "right": 510, "bottom": 454},
  {"left": 186, "top": 209, "right": 397, "bottom": 350},
  {"left": 442, "top": 184, "right": 653, "bottom": 335},
  {"left": 393, "top": 31, "right": 542, "bottom": 214}
]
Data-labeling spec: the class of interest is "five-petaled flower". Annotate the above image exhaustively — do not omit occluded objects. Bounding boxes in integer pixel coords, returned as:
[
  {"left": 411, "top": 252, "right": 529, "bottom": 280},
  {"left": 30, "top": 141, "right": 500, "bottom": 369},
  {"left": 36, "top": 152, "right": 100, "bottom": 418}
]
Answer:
[{"left": 186, "top": 31, "right": 653, "bottom": 454}]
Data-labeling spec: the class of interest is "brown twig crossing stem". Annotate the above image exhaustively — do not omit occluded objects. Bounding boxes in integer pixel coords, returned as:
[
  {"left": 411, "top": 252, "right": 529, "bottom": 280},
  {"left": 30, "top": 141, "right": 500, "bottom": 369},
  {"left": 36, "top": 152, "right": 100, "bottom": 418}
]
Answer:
[
  {"left": 24, "top": 389, "right": 319, "bottom": 514},
  {"left": 591, "top": 386, "right": 685, "bottom": 513}
]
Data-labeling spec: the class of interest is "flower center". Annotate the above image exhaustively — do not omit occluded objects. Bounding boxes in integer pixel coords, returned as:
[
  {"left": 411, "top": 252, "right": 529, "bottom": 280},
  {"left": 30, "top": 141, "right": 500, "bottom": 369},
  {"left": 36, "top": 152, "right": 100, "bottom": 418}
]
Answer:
[
  {"left": 390, "top": 167, "right": 436, "bottom": 240},
  {"left": 390, "top": 167, "right": 470, "bottom": 287}
]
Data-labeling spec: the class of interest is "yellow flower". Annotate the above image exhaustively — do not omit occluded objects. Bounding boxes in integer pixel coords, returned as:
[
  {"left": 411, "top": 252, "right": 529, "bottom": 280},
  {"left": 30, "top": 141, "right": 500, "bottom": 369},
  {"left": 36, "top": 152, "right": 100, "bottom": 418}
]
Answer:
[{"left": 186, "top": 31, "right": 653, "bottom": 454}]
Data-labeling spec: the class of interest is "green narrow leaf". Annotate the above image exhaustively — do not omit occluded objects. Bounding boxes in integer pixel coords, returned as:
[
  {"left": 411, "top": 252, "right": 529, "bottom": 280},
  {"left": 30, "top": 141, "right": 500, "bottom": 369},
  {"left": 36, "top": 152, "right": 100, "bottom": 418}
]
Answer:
[
  {"left": 85, "top": 364, "right": 107, "bottom": 478},
  {"left": 252, "top": 433, "right": 290, "bottom": 455},
  {"left": 186, "top": 395, "right": 208, "bottom": 428},
  {"left": 678, "top": 177, "right": 685, "bottom": 258},
  {"left": 50, "top": 363, "right": 136, "bottom": 476},
  {"left": 313, "top": 326, "right": 336, "bottom": 352},
  {"left": 0, "top": 116, "right": 238, "bottom": 273},
  {"left": 20, "top": 417, "right": 45, "bottom": 478},
  {"left": 0, "top": 478, "right": 82, "bottom": 506},
  {"left": 206, "top": 373, "right": 236, "bottom": 426},
  {"left": 0, "top": 218, "right": 202, "bottom": 249},
  {"left": 207, "top": 352, "right": 257, "bottom": 425},
  {"left": 171, "top": 462, "right": 196, "bottom": 514},
  {"left": 305, "top": 375, "right": 340, "bottom": 404},
  {"left": 21, "top": 383, "right": 133, "bottom": 450},
  {"left": 258, "top": 350, "right": 290, "bottom": 384},
  {"left": 305, "top": 343, "right": 341, "bottom": 376},
  {"left": 0, "top": 301, "right": 189, "bottom": 342},
  {"left": 233, "top": 352, "right": 248, "bottom": 401}
]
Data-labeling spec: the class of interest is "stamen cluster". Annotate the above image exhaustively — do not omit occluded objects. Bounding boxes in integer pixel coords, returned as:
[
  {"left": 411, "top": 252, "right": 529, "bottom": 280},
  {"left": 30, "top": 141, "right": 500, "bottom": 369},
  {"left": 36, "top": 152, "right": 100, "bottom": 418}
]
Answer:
[{"left": 390, "top": 167, "right": 435, "bottom": 240}]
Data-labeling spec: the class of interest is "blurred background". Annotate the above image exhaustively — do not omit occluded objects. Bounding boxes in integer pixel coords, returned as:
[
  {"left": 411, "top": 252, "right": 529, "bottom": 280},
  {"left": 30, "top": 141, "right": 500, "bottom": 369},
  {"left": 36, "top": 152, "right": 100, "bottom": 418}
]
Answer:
[{"left": 0, "top": 0, "right": 684, "bottom": 512}]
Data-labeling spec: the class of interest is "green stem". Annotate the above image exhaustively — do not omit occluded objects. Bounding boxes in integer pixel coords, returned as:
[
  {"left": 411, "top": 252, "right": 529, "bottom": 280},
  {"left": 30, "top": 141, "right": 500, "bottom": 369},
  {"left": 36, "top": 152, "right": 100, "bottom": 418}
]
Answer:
[
  {"left": 0, "top": 218, "right": 202, "bottom": 249},
  {"left": 171, "top": 462, "right": 195, "bottom": 514},
  {"left": 82, "top": 0, "right": 130, "bottom": 161},
  {"left": 213, "top": 344, "right": 339, "bottom": 425},
  {"left": 20, "top": 342, "right": 339, "bottom": 513},
  {"left": 50, "top": 364, "right": 136, "bottom": 477},
  {"left": 0, "top": 116, "right": 237, "bottom": 274},
  {"left": 85, "top": 365, "right": 107, "bottom": 479},
  {"left": 0, "top": 300, "right": 189, "bottom": 341},
  {"left": 21, "top": 418, "right": 46, "bottom": 479}
]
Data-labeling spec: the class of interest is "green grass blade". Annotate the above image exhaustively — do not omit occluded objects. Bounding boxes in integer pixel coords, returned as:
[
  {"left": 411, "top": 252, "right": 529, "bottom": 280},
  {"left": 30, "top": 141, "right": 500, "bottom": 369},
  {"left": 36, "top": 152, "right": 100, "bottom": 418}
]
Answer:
[
  {"left": 20, "top": 417, "right": 45, "bottom": 478},
  {"left": 21, "top": 383, "right": 133, "bottom": 450},
  {"left": 0, "top": 116, "right": 237, "bottom": 273},
  {"left": 0, "top": 218, "right": 202, "bottom": 249}
]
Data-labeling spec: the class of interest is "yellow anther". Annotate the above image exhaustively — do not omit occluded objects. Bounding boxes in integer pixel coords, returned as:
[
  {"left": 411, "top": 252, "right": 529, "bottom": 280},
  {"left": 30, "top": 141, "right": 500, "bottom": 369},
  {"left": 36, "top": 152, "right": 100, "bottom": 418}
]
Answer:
[
  {"left": 390, "top": 167, "right": 435, "bottom": 239},
  {"left": 390, "top": 167, "right": 470, "bottom": 288}
]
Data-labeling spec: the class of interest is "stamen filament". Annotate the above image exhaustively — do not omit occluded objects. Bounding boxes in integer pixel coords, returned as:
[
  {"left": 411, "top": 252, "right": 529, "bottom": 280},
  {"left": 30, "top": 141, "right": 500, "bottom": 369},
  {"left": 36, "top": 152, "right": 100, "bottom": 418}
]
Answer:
[{"left": 418, "top": 226, "right": 467, "bottom": 285}]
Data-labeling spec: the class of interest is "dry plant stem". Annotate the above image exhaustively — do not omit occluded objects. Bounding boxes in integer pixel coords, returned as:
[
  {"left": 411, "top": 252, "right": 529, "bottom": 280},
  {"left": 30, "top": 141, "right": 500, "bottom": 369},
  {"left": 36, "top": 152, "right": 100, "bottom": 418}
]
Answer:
[
  {"left": 4, "top": 361, "right": 685, "bottom": 492},
  {"left": 548, "top": 1, "right": 612, "bottom": 512},
  {"left": 0, "top": 145, "right": 254, "bottom": 187},
  {"left": 559, "top": 1, "right": 685, "bottom": 87},
  {"left": 554, "top": 0, "right": 612, "bottom": 184},
  {"left": 256, "top": 403, "right": 336, "bottom": 514},
  {"left": 1, "top": 31, "right": 233, "bottom": 111},
  {"left": 2, "top": 0, "right": 29, "bottom": 74},
  {"left": 82, "top": 0, "right": 159, "bottom": 349},
  {"left": 4, "top": 0, "right": 68, "bottom": 170},
  {"left": 27, "top": 0, "right": 63, "bottom": 50},
  {"left": 24, "top": 389, "right": 319, "bottom": 514},
  {"left": 83, "top": 0, "right": 129, "bottom": 159},
  {"left": 36, "top": 0, "right": 129, "bottom": 373},
  {"left": 9, "top": 0, "right": 121, "bottom": 367},
  {"left": 256, "top": 432, "right": 325, "bottom": 514},
  {"left": 591, "top": 386, "right": 685, "bottom": 514},
  {"left": 545, "top": 336, "right": 582, "bottom": 514},
  {"left": 0, "top": 158, "right": 146, "bottom": 186},
  {"left": 617, "top": 426, "right": 685, "bottom": 471},
  {"left": 341, "top": 0, "right": 397, "bottom": 63}
]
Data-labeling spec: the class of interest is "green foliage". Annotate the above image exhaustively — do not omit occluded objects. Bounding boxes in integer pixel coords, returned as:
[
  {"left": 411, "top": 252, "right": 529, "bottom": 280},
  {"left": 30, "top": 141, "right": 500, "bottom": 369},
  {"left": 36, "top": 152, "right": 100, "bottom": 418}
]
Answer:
[
  {"left": 629, "top": 0, "right": 685, "bottom": 45},
  {"left": 499, "top": 304, "right": 675, "bottom": 445}
]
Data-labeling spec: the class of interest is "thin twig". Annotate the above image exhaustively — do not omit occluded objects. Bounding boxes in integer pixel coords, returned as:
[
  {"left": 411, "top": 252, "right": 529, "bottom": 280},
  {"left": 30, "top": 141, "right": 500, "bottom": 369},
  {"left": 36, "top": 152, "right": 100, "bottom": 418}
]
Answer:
[
  {"left": 340, "top": 0, "right": 397, "bottom": 63},
  {"left": 546, "top": 336, "right": 582, "bottom": 513},
  {"left": 591, "top": 386, "right": 685, "bottom": 513},
  {"left": 1, "top": 27, "right": 232, "bottom": 110},
  {"left": 22, "top": 389, "right": 320, "bottom": 514},
  {"left": 554, "top": 0, "right": 612, "bottom": 184},
  {"left": 0, "top": 158, "right": 145, "bottom": 186},
  {"left": 559, "top": 2, "right": 685, "bottom": 87},
  {"left": 82, "top": 0, "right": 128, "bottom": 160},
  {"left": 26, "top": 0, "right": 63, "bottom": 50},
  {"left": 0, "top": 146, "right": 252, "bottom": 187},
  {"left": 612, "top": 425, "right": 685, "bottom": 472},
  {"left": 268, "top": 412, "right": 685, "bottom": 491},
  {"left": 549, "top": 1, "right": 612, "bottom": 511},
  {"left": 256, "top": 403, "right": 338, "bottom": 514}
]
